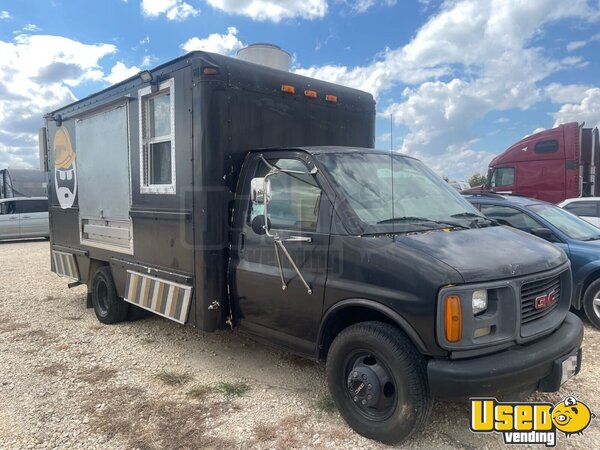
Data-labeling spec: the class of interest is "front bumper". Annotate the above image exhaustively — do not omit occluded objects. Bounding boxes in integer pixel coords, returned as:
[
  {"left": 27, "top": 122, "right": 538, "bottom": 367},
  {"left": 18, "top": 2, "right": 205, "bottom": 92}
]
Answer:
[{"left": 428, "top": 312, "right": 583, "bottom": 399}]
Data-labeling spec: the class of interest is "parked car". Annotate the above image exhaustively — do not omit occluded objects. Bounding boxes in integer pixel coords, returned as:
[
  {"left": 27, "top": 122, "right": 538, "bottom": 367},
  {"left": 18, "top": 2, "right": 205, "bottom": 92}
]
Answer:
[
  {"left": 448, "top": 180, "right": 470, "bottom": 191},
  {"left": 466, "top": 193, "right": 600, "bottom": 328},
  {"left": 558, "top": 197, "right": 600, "bottom": 227},
  {"left": 0, "top": 197, "right": 49, "bottom": 240}
]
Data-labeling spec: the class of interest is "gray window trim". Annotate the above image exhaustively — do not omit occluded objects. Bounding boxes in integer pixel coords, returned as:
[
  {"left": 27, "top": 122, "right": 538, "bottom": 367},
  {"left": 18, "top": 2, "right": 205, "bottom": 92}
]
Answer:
[{"left": 139, "top": 78, "right": 176, "bottom": 195}]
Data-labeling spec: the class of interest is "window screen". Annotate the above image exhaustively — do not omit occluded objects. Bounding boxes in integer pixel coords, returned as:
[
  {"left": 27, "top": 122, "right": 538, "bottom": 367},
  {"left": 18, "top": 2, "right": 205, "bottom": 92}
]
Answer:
[
  {"left": 139, "top": 79, "right": 175, "bottom": 194},
  {"left": 534, "top": 140, "right": 559, "bottom": 154},
  {"left": 564, "top": 202, "right": 598, "bottom": 217}
]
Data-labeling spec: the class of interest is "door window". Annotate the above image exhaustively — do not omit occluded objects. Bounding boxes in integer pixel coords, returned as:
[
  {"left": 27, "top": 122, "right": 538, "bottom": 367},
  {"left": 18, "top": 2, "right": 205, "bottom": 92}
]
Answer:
[
  {"left": 491, "top": 168, "right": 515, "bottom": 187},
  {"left": 480, "top": 204, "right": 541, "bottom": 232},
  {"left": 0, "top": 201, "right": 16, "bottom": 215},
  {"left": 250, "top": 158, "right": 321, "bottom": 232},
  {"left": 15, "top": 200, "right": 48, "bottom": 214},
  {"left": 563, "top": 201, "right": 598, "bottom": 218}
]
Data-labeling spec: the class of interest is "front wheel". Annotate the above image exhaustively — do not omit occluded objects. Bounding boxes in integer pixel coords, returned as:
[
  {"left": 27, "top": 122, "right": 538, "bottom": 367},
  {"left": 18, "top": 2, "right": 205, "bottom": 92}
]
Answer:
[
  {"left": 326, "top": 321, "right": 432, "bottom": 445},
  {"left": 582, "top": 279, "right": 600, "bottom": 329}
]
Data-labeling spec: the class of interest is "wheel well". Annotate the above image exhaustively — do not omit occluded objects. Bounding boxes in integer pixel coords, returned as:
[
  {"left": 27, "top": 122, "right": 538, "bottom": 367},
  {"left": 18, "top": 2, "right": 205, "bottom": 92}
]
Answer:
[
  {"left": 580, "top": 269, "right": 600, "bottom": 307},
  {"left": 319, "top": 306, "right": 409, "bottom": 361},
  {"left": 87, "top": 259, "right": 109, "bottom": 291}
]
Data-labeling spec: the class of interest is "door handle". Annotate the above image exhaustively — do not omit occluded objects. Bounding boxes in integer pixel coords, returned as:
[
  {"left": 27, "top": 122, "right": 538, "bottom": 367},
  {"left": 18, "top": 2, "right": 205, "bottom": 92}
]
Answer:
[
  {"left": 9, "top": 216, "right": 18, "bottom": 220},
  {"left": 22, "top": 216, "right": 31, "bottom": 219},
  {"left": 283, "top": 236, "right": 312, "bottom": 243},
  {"left": 239, "top": 232, "right": 246, "bottom": 258}
]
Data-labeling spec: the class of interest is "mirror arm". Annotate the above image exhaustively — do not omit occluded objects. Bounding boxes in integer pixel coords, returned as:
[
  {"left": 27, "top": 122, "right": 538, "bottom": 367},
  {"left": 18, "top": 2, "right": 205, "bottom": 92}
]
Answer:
[
  {"left": 273, "top": 238, "right": 313, "bottom": 295},
  {"left": 263, "top": 170, "right": 278, "bottom": 238}
]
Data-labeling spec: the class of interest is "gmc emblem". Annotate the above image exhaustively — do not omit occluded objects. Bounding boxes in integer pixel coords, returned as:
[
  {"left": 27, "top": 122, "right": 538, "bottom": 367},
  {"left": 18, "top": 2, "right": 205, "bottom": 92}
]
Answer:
[{"left": 535, "top": 290, "right": 558, "bottom": 310}]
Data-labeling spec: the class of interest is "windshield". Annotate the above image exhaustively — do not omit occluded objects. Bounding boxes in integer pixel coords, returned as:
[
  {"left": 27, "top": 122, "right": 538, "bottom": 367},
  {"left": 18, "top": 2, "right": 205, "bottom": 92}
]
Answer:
[
  {"left": 317, "top": 151, "right": 482, "bottom": 231},
  {"left": 528, "top": 204, "right": 600, "bottom": 240}
]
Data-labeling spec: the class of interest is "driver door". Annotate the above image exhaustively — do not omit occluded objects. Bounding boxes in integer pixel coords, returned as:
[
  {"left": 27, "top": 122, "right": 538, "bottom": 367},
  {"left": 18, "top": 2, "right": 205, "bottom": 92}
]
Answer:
[{"left": 232, "top": 151, "right": 332, "bottom": 354}]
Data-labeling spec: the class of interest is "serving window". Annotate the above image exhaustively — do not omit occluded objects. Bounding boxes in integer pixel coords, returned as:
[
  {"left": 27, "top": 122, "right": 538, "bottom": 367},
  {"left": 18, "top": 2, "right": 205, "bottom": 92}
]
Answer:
[{"left": 139, "top": 79, "right": 176, "bottom": 194}]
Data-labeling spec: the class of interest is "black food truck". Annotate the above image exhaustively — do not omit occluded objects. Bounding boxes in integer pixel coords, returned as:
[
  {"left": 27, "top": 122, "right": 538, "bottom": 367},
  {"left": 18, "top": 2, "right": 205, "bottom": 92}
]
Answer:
[{"left": 43, "top": 50, "right": 584, "bottom": 444}]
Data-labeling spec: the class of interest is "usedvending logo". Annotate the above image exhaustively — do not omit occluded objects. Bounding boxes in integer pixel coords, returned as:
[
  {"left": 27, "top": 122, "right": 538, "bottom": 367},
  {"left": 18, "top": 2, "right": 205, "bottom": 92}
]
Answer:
[
  {"left": 53, "top": 127, "right": 77, "bottom": 209},
  {"left": 470, "top": 396, "right": 594, "bottom": 446}
]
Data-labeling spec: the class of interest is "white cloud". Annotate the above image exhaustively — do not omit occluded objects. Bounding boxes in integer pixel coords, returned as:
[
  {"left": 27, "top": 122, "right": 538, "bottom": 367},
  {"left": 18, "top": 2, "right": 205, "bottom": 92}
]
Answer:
[
  {"left": 296, "top": 0, "right": 600, "bottom": 178},
  {"left": 181, "top": 27, "right": 243, "bottom": 55},
  {"left": 566, "top": 33, "right": 600, "bottom": 51},
  {"left": 567, "top": 40, "right": 587, "bottom": 51},
  {"left": 340, "top": 0, "right": 397, "bottom": 14},
  {"left": 544, "top": 83, "right": 595, "bottom": 104},
  {"left": 0, "top": 10, "right": 11, "bottom": 20},
  {"left": 0, "top": 34, "right": 116, "bottom": 168},
  {"left": 552, "top": 88, "right": 600, "bottom": 128},
  {"left": 22, "top": 24, "right": 41, "bottom": 32},
  {"left": 141, "top": 55, "right": 157, "bottom": 67},
  {"left": 141, "top": 0, "right": 199, "bottom": 21},
  {"left": 106, "top": 61, "right": 141, "bottom": 84},
  {"left": 205, "top": 0, "right": 327, "bottom": 22}
]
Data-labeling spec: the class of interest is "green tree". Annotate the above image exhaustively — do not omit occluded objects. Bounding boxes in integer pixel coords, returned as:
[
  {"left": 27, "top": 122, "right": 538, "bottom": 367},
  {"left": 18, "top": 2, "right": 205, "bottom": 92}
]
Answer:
[{"left": 468, "top": 173, "right": 487, "bottom": 187}]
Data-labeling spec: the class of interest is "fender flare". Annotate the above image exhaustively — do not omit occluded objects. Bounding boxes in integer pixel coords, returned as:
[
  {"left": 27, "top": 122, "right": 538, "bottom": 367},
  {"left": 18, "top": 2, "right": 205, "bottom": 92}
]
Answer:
[
  {"left": 574, "top": 261, "right": 600, "bottom": 308},
  {"left": 317, "top": 298, "right": 429, "bottom": 355}
]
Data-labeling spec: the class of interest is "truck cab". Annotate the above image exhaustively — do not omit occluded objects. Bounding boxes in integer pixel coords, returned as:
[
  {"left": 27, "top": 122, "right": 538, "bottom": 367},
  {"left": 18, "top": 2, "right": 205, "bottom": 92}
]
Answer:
[
  {"left": 483, "top": 122, "right": 600, "bottom": 203},
  {"left": 230, "top": 147, "right": 583, "bottom": 443}
]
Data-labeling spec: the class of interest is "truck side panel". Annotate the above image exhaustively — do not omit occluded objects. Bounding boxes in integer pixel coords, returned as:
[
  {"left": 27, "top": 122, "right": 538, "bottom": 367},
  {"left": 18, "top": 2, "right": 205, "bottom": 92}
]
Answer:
[{"left": 191, "top": 57, "right": 375, "bottom": 331}]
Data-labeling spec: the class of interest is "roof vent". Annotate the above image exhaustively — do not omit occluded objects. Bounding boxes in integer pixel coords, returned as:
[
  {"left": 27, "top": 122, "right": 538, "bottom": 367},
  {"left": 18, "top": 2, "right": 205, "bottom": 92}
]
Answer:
[{"left": 236, "top": 43, "right": 291, "bottom": 72}]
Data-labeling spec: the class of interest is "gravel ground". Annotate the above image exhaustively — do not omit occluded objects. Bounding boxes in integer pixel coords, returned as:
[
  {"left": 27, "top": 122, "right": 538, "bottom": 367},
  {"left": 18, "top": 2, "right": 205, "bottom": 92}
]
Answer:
[{"left": 1, "top": 239, "right": 599, "bottom": 449}]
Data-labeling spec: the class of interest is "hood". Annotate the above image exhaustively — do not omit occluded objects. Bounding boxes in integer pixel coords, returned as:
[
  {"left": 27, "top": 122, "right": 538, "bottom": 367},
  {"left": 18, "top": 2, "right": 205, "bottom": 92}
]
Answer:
[{"left": 395, "top": 226, "right": 568, "bottom": 283}]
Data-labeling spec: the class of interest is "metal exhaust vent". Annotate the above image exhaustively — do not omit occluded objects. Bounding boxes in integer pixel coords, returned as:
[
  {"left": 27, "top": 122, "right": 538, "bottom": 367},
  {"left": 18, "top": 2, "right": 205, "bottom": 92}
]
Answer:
[{"left": 236, "top": 43, "right": 291, "bottom": 72}]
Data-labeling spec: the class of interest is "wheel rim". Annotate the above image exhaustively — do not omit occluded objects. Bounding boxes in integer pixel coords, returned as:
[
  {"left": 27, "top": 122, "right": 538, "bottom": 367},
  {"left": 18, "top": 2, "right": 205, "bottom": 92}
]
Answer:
[
  {"left": 593, "top": 291, "right": 600, "bottom": 319},
  {"left": 344, "top": 351, "right": 398, "bottom": 421},
  {"left": 95, "top": 278, "right": 109, "bottom": 315}
]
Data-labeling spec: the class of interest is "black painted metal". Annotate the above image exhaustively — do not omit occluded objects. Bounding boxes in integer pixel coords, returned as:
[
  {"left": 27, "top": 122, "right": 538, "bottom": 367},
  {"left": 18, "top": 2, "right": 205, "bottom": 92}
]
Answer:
[{"left": 46, "top": 51, "right": 376, "bottom": 332}]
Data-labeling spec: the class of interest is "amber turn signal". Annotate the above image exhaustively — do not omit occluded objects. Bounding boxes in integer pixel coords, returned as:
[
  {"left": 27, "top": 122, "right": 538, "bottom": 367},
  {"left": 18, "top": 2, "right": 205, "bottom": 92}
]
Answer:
[
  {"left": 444, "top": 295, "right": 462, "bottom": 342},
  {"left": 281, "top": 84, "right": 296, "bottom": 94},
  {"left": 202, "top": 67, "right": 219, "bottom": 75}
]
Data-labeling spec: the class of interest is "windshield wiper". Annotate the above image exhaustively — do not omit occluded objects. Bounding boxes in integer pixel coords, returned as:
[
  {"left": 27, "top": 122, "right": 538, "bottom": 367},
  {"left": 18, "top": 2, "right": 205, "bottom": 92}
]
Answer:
[
  {"left": 377, "top": 216, "right": 469, "bottom": 229},
  {"left": 581, "top": 235, "right": 600, "bottom": 241},
  {"left": 450, "top": 212, "right": 499, "bottom": 226}
]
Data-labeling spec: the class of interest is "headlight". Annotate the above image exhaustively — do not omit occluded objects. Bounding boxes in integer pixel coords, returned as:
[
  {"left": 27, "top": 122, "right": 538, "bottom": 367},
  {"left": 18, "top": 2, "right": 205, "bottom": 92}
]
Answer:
[{"left": 472, "top": 290, "right": 488, "bottom": 315}]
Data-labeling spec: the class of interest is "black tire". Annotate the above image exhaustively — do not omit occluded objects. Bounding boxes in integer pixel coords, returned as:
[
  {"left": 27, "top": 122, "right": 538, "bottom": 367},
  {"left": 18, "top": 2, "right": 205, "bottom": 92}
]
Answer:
[
  {"left": 326, "top": 321, "right": 432, "bottom": 445},
  {"left": 582, "top": 279, "right": 600, "bottom": 329},
  {"left": 91, "top": 266, "right": 129, "bottom": 324}
]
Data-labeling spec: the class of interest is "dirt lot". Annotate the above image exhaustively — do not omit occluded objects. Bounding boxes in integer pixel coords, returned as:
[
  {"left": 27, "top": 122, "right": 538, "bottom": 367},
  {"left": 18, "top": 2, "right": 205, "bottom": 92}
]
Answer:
[{"left": 1, "top": 240, "right": 600, "bottom": 449}]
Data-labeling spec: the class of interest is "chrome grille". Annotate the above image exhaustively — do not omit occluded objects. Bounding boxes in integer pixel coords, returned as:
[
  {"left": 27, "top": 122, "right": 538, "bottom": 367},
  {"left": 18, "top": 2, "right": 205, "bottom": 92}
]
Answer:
[{"left": 520, "top": 275, "right": 561, "bottom": 325}]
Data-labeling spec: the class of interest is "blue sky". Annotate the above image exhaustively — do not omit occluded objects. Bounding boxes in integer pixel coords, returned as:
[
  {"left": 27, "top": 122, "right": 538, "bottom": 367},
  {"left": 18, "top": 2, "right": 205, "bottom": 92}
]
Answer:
[{"left": 1, "top": 0, "right": 599, "bottom": 180}]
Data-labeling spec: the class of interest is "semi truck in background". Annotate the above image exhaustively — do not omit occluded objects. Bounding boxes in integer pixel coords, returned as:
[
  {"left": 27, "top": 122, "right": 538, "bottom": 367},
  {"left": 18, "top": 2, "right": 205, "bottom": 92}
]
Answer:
[
  {"left": 43, "top": 47, "right": 584, "bottom": 444},
  {"left": 472, "top": 122, "right": 599, "bottom": 203}
]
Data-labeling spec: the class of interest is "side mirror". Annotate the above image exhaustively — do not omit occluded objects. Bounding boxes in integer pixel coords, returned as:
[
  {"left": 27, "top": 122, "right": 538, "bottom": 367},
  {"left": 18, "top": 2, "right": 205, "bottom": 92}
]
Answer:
[
  {"left": 531, "top": 227, "right": 554, "bottom": 240},
  {"left": 251, "top": 177, "right": 271, "bottom": 204},
  {"left": 251, "top": 215, "right": 271, "bottom": 235}
]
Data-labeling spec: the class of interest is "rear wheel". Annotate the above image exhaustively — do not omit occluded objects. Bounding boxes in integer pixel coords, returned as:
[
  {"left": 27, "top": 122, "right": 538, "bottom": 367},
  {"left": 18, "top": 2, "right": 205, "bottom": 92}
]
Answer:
[
  {"left": 91, "top": 266, "right": 129, "bottom": 324},
  {"left": 326, "top": 321, "right": 432, "bottom": 444},
  {"left": 582, "top": 279, "right": 600, "bottom": 329}
]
